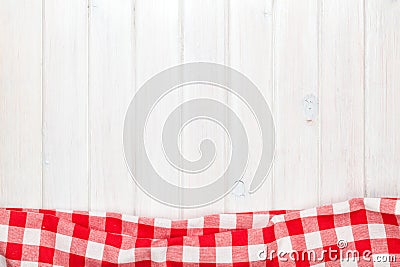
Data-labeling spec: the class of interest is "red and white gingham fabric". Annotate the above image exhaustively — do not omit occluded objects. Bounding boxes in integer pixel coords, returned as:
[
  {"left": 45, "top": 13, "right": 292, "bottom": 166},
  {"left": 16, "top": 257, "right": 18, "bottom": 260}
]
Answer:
[{"left": 0, "top": 198, "right": 399, "bottom": 266}]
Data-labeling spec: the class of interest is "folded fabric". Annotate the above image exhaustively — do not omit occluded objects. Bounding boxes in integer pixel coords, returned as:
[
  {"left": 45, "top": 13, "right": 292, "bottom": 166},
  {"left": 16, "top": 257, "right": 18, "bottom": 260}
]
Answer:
[{"left": 0, "top": 198, "right": 399, "bottom": 266}]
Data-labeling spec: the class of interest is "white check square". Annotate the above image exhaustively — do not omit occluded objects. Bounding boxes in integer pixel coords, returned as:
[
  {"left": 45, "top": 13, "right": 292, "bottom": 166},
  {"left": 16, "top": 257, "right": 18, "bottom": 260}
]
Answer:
[
  {"left": 368, "top": 224, "right": 387, "bottom": 239},
  {"left": 20, "top": 262, "right": 39, "bottom": 267},
  {"left": 154, "top": 218, "right": 171, "bottom": 228},
  {"left": 248, "top": 244, "right": 266, "bottom": 261},
  {"left": 304, "top": 231, "right": 323, "bottom": 250},
  {"left": 219, "top": 214, "right": 236, "bottom": 229},
  {"left": 252, "top": 214, "right": 270, "bottom": 228},
  {"left": 0, "top": 225, "right": 8, "bottom": 242},
  {"left": 335, "top": 226, "right": 354, "bottom": 243},
  {"left": 86, "top": 241, "right": 105, "bottom": 260},
  {"left": 271, "top": 215, "right": 285, "bottom": 224},
  {"left": 188, "top": 217, "right": 204, "bottom": 229},
  {"left": 118, "top": 248, "right": 135, "bottom": 264},
  {"left": 23, "top": 228, "right": 41, "bottom": 246},
  {"left": 395, "top": 200, "right": 400, "bottom": 215},
  {"left": 300, "top": 208, "right": 318, "bottom": 218},
  {"left": 364, "top": 198, "right": 381, "bottom": 213},
  {"left": 55, "top": 234, "right": 72, "bottom": 253},
  {"left": 182, "top": 246, "right": 200, "bottom": 263},
  {"left": 332, "top": 201, "right": 350, "bottom": 214},
  {"left": 121, "top": 214, "right": 139, "bottom": 223},
  {"left": 277, "top": 236, "right": 293, "bottom": 251},
  {"left": 216, "top": 246, "right": 232, "bottom": 263},
  {"left": 151, "top": 246, "right": 167, "bottom": 262},
  {"left": 340, "top": 259, "right": 359, "bottom": 266},
  {"left": 89, "top": 211, "right": 107, "bottom": 217}
]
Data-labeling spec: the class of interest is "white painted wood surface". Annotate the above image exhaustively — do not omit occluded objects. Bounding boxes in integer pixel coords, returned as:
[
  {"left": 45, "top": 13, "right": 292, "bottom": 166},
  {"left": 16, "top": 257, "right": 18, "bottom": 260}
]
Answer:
[
  {"left": 89, "top": 0, "right": 136, "bottom": 214},
  {"left": 181, "top": 0, "right": 228, "bottom": 218},
  {"left": 134, "top": 0, "right": 181, "bottom": 218},
  {"left": 42, "top": 0, "right": 89, "bottom": 210},
  {"left": 365, "top": 0, "right": 400, "bottom": 198},
  {"left": 319, "top": 0, "right": 365, "bottom": 205},
  {"left": 0, "top": 1, "right": 42, "bottom": 208},
  {"left": 227, "top": 0, "right": 274, "bottom": 212},
  {"left": 0, "top": 0, "right": 399, "bottom": 218},
  {"left": 272, "top": 0, "right": 320, "bottom": 210}
]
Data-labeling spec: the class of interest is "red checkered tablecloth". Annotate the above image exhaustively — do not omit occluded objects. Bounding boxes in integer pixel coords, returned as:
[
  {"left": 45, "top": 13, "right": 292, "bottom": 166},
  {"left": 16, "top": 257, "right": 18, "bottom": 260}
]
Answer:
[{"left": 0, "top": 198, "right": 399, "bottom": 266}]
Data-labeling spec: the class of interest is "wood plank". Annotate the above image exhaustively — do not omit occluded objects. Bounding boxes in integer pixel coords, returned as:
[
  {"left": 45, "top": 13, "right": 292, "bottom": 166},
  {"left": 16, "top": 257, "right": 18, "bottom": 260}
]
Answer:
[
  {"left": 0, "top": 1, "right": 42, "bottom": 207},
  {"left": 365, "top": 0, "right": 400, "bottom": 198},
  {"left": 89, "top": 0, "right": 136, "bottom": 213},
  {"left": 181, "top": 0, "right": 228, "bottom": 218},
  {"left": 133, "top": 0, "right": 182, "bottom": 218},
  {"left": 226, "top": 0, "right": 274, "bottom": 212},
  {"left": 272, "top": 0, "right": 320, "bottom": 209},
  {"left": 319, "top": 0, "right": 364, "bottom": 204},
  {"left": 42, "top": 0, "right": 89, "bottom": 210}
]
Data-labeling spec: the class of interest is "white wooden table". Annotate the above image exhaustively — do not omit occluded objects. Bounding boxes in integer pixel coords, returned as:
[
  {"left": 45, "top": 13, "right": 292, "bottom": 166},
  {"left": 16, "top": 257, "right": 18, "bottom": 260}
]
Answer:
[{"left": 0, "top": 0, "right": 399, "bottom": 219}]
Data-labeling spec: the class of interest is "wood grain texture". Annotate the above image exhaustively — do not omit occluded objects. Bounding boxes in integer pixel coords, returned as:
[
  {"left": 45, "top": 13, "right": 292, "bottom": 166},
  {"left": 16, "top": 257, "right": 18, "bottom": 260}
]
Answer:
[
  {"left": 319, "top": 0, "right": 365, "bottom": 204},
  {"left": 89, "top": 0, "right": 136, "bottom": 213},
  {"left": 365, "top": 0, "right": 400, "bottom": 198},
  {"left": 226, "top": 0, "right": 274, "bottom": 212},
  {"left": 181, "top": 0, "right": 228, "bottom": 218},
  {"left": 1, "top": 0, "right": 400, "bottom": 214},
  {"left": 134, "top": 0, "right": 182, "bottom": 218},
  {"left": 272, "top": 0, "right": 320, "bottom": 209},
  {"left": 42, "top": 0, "right": 89, "bottom": 210},
  {"left": 0, "top": 1, "right": 42, "bottom": 207}
]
